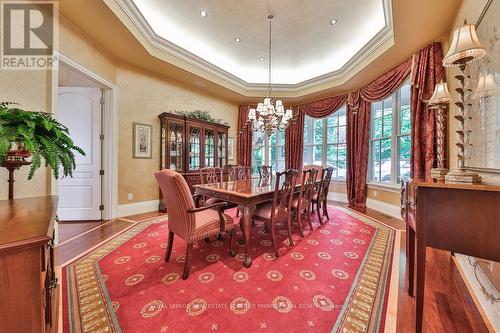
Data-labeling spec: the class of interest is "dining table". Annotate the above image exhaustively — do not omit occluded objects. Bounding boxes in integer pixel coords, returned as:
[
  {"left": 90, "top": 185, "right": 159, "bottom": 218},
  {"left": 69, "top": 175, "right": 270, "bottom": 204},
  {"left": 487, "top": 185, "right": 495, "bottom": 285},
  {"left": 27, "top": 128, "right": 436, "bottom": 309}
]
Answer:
[{"left": 193, "top": 176, "right": 316, "bottom": 268}]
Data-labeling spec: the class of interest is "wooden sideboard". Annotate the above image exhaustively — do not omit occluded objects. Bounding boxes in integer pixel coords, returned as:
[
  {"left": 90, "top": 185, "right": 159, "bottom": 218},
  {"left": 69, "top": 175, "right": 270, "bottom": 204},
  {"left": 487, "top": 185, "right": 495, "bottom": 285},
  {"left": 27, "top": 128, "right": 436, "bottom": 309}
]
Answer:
[
  {"left": 401, "top": 181, "right": 500, "bottom": 333},
  {"left": 0, "top": 196, "right": 58, "bottom": 333}
]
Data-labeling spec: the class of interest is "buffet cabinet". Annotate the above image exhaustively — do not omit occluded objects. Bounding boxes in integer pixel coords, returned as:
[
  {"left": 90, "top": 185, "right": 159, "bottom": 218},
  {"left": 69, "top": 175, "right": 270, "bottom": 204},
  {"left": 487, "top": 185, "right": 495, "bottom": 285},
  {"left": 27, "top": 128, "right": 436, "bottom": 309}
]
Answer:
[
  {"left": 159, "top": 112, "right": 230, "bottom": 200},
  {"left": 0, "top": 196, "right": 58, "bottom": 333}
]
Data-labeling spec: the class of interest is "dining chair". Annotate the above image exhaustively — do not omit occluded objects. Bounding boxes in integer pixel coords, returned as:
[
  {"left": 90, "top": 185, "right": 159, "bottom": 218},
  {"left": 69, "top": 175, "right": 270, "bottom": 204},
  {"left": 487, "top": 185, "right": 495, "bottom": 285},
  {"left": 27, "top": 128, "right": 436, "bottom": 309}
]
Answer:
[
  {"left": 199, "top": 167, "right": 224, "bottom": 205},
  {"left": 252, "top": 169, "right": 298, "bottom": 257},
  {"left": 155, "top": 169, "right": 236, "bottom": 279},
  {"left": 292, "top": 168, "right": 319, "bottom": 235},
  {"left": 312, "top": 166, "right": 334, "bottom": 224},
  {"left": 258, "top": 165, "right": 272, "bottom": 181},
  {"left": 227, "top": 165, "right": 251, "bottom": 181}
]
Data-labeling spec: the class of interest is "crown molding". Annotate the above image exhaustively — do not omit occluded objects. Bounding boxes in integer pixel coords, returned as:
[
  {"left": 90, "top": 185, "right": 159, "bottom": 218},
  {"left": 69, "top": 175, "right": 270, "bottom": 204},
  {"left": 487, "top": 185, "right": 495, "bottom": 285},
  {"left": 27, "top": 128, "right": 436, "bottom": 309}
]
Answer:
[{"left": 103, "top": 0, "right": 394, "bottom": 98}]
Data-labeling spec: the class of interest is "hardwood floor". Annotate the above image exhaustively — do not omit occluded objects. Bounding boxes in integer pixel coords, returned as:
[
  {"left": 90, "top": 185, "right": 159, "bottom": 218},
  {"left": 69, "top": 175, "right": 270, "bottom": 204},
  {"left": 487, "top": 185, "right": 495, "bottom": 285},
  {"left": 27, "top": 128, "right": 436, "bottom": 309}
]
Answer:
[{"left": 55, "top": 205, "right": 489, "bottom": 332}]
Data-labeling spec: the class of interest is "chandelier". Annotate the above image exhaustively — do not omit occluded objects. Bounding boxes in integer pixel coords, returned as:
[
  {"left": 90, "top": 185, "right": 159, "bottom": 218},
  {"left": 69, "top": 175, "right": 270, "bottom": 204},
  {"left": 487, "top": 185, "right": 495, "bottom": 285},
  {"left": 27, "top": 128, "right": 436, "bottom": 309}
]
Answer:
[{"left": 248, "top": 14, "right": 294, "bottom": 136}]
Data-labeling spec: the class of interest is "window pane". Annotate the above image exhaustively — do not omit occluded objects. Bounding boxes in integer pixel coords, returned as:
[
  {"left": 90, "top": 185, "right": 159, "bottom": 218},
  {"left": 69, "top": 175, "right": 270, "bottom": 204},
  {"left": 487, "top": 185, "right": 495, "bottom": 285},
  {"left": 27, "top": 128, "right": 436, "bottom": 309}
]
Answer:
[
  {"left": 313, "top": 145, "right": 322, "bottom": 165},
  {"left": 398, "top": 135, "right": 411, "bottom": 160},
  {"left": 400, "top": 105, "right": 411, "bottom": 134},
  {"left": 269, "top": 132, "right": 277, "bottom": 146},
  {"left": 373, "top": 101, "right": 383, "bottom": 119},
  {"left": 401, "top": 83, "right": 410, "bottom": 107},
  {"left": 371, "top": 160, "right": 381, "bottom": 181},
  {"left": 381, "top": 159, "right": 392, "bottom": 182},
  {"left": 338, "top": 113, "right": 346, "bottom": 126},
  {"left": 303, "top": 146, "right": 312, "bottom": 166},
  {"left": 326, "top": 144, "right": 336, "bottom": 165},
  {"left": 373, "top": 116, "right": 383, "bottom": 139},
  {"left": 328, "top": 126, "right": 337, "bottom": 143},
  {"left": 252, "top": 131, "right": 265, "bottom": 146},
  {"left": 277, "top": 160, "right": 285, "bottom": 172},
  {"left": 380, "top": 138, "right": 392, "bottom": 160},
  {"left": 382, "top": 106, "right": 392, "bottom": 137},
  {"left": 327, "top": 115, "right": 338, "bottom": 127},
  {"left": 399, "top": 160, "right": 410, "bottom": 183},
  {"left": 371, "top": 140, "right": 380, "bottom": 162},
  {"left": 314, "top": 119, "right": 323, "bottom": 144},
  {"left": 338, "top": 144, "right": 347, "bottom": 164},
  {"left": 337, "top": 165, "right": 346, "bottom": 180},
  {"left": 252, "top": 146, "right": 264, "bottom": 170},
  {"left": 338, "top": 126, "right": 346, "bottom": 143}
]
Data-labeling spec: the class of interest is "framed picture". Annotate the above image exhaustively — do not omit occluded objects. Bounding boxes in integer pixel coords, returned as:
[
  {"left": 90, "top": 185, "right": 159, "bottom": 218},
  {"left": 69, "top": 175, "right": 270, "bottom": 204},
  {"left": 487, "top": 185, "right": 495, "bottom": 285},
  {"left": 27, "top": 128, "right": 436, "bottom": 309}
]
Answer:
[
  {"left": 133, "top": 123, "right": 153, "bottom": 159},
  {"left": 228, "top": 137, "right": 235, "bottom": 161}
]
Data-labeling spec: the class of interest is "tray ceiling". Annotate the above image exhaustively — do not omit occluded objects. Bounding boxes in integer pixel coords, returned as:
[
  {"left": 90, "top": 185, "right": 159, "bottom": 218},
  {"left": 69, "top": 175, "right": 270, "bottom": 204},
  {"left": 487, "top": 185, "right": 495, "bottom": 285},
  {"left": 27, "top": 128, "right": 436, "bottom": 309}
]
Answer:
[{"left": 108, "top": 0, "right": 393, "bottom": 91}]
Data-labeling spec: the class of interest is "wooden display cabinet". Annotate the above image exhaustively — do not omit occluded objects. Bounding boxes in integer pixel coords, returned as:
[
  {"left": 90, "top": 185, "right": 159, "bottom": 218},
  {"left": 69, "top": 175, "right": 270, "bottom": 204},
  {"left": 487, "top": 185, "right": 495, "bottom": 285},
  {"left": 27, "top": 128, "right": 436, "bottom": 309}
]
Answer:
[{"left": 159, "top": 112, "right": 230, "bottom": 210}]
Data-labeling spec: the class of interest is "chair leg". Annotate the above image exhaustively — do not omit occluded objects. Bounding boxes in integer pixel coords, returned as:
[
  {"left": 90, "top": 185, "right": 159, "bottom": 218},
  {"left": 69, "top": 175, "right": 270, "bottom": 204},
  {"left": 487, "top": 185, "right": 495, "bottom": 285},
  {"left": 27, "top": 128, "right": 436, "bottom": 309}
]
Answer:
[
  {"left": 306, "top": 207, "right": 314, "bottom": 231},
  {"left": 270, "top": 222, "right": 279, "bottom": 257},
  {"left": 229, "top": 229, "right": 236, "bottom": 257},
  {"left": 182, "top": 243, "right": 193, "bottom": 280},
  {"left": 316, "top": 200, "right": 323, "bottom": 225},
  {"left": 165, "top": 231, "right": 174, "bottom": 262},
  {"left": 323, "top": 199, "right": 329, "bottom": 220},
  {"left": 287, "top": 215, "right": 294, "bottom": 247},
  {"left": 296, "top": 209, "right": 304, "bottom": 238}
]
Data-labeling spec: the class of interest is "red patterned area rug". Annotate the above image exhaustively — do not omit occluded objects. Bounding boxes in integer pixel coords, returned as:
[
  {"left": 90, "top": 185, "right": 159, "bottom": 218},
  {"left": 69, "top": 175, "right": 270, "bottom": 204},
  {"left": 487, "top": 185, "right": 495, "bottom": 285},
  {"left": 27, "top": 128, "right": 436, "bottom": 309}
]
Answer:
[{"left": 61, "top": 206, "right": 399, "bottom": 333}]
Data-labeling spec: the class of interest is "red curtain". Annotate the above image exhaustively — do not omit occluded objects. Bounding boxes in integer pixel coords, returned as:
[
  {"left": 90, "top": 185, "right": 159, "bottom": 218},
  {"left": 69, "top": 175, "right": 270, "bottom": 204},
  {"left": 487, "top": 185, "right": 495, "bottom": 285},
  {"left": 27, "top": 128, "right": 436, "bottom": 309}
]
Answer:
[
  {"left": 346, "top": 58, "right": 413, "bottom": 207},
  {"left": 237, "top": 105, "right": 252, "bottom": 167},
  {"left": 285, "top": 95, "right": 347, "bottom": 169},
  {"left": 410, "top": 42, "right": 445, "bottom": 181}
]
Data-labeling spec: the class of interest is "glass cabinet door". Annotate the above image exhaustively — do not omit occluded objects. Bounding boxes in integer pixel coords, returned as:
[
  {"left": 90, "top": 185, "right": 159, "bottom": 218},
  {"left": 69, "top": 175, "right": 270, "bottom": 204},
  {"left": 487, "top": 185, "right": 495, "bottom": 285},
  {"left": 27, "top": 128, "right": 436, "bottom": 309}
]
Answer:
[
  {"left": 204, "top": 129, "right": 215, "bottom": 167},
  {"left": 188, "top": 127, "right": 201, "bottom": 170},
  {"left": 168, "top": 122, "right": 184, "bottom": 171},
  {"left": 218, "top": 132, "right": 227, "bottom": 167},
  {"left": 161, "top": 125, "right": 166, "bottom": 169}
]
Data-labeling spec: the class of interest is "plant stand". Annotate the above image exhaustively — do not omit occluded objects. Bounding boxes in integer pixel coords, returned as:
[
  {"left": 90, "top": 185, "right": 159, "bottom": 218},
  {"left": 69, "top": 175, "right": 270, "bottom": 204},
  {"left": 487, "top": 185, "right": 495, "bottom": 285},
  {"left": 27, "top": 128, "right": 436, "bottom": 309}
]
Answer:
[{"left": 1, "top": 151, "right": 31, "bottom": 200}]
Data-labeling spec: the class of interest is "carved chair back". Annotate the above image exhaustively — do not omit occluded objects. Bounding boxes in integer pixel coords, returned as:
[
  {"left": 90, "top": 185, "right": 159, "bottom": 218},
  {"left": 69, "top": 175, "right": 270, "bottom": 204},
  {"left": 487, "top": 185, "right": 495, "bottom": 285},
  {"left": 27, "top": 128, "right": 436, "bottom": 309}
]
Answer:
[
  {"left": 227, "top": 165, "right": 251, "bottom": 181},
  {"left": 258, "top": 165, "right": 272, "bottom": 182},
  {"left": 200, "top": 167, "right": 223, "bottom": 185},
  {"left": 317, "top": 166, "right": 334, "bottom": 202},
  {"left": 298, "top": 168, "right": 319, "bottom": 209},
  {"left": 270, "top": 169, "right": 298, "bottom": 223}
]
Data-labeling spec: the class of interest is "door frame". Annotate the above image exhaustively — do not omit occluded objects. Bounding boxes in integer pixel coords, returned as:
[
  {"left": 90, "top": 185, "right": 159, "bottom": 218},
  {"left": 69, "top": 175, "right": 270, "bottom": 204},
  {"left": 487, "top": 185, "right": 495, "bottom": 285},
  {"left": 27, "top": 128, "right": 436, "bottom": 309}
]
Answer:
[{"left": 50, "top": 52, "right": 119, "bottom": 220}]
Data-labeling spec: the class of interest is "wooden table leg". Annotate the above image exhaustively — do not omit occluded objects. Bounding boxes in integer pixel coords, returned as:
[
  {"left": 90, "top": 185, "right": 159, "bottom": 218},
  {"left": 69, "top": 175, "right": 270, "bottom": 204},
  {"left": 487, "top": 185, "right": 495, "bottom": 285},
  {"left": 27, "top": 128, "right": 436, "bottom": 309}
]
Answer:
[
  {"left": 407, "top": 224, "right": 415, "bottom": 297},
  {"left": 238, "top": 205, "right": 255, "bottom": 268},
  {"left": 415, "top": 236, "right": 426, "bottom": 333}
]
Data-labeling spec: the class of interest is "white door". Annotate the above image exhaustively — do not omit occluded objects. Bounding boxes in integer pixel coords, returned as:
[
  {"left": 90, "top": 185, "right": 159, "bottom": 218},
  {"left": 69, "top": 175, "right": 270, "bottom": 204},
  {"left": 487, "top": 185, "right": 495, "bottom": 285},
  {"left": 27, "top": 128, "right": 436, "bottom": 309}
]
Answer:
[{"left": 57, "top": 87, "right": 102, "bottom": 221}]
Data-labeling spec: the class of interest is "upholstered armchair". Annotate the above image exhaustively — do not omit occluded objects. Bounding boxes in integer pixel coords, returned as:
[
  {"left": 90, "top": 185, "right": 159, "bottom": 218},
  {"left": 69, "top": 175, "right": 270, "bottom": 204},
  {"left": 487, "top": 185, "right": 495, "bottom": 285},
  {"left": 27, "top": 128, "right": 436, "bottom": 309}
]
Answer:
[{"left": 155, "top": 169, "right": 236, "bottom": 279}]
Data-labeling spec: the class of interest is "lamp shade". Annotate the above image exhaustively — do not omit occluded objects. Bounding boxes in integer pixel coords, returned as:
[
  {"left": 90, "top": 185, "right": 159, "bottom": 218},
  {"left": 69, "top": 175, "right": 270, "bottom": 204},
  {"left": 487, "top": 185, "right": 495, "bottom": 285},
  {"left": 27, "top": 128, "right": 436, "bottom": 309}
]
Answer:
[
  {"left": 443, "top": 24, "right": 486, "bottom": 67},
  {"left": 473, "top": 73, "right": 500, "bottom": 99},
  {"left": 428, "top": 81, "right": 453, "bottom": 105}
]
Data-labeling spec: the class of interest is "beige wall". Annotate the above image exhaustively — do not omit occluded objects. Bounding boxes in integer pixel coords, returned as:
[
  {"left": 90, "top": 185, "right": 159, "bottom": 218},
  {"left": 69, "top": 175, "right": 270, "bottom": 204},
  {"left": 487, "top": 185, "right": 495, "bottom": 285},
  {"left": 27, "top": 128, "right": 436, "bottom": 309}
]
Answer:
[
  {"left": 0, "top": 14, "right": 238, "bottom": 202},
  {"left": 117, "top": 64, "right": 238, "bottom": 204}
]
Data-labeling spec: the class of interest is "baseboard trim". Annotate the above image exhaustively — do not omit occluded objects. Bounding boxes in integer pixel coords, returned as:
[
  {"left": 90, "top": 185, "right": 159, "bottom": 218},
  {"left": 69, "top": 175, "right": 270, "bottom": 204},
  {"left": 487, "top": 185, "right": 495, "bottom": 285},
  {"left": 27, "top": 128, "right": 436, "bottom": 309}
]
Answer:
[
  {"left": 366, "top": 198, "right": 400, "bottom": 219},
  {"left": 117, "top": 199, "right": 159, "bottom": 217}
]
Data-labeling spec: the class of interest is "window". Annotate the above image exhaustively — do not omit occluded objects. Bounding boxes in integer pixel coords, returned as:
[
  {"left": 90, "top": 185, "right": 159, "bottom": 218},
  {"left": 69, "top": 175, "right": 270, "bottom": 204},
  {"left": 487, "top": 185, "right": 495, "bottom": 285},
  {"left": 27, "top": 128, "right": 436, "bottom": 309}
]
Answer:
[
  {"left": 303, "top": 105, "right": 347, "bottom": 180},
  {"left": 369, "top": 82, "right": 411, "bottom": 185},
  {"left": 251, "top": 131, "right": 285, "bottom": 175}
]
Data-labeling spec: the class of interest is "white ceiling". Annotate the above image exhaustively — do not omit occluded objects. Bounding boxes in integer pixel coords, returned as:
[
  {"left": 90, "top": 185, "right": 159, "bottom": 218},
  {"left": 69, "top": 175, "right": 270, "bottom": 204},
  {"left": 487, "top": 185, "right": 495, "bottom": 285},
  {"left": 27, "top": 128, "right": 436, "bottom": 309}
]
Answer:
[{"left": 126, "top": 0, "right": 391, "bottom": 85}]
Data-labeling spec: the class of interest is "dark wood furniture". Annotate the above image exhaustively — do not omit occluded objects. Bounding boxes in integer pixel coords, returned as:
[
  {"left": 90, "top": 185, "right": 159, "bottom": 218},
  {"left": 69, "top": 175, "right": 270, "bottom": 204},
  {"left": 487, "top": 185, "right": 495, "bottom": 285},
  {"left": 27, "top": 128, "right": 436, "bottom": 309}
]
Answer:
[
  {"left": 257, "top": 165, "right": 272, "bottom": 181},
  {"left": 312, "top": 166, "right": 334, "bottom": 223},
  {"left": 159, "top": 112, "right": 230, "bottom": 200},
  {"left": 292, "top": 168, "right": 319, "bottom": 234},
  {"left": 0, "top": 196, "right": 59, "bottom": 333},
  {"left": 401, "top": 181, "right": 500, "bottom": 333},
  {"left": 252, "top": 169, "right": 297, "bottom": 256},
  {"left": 194, "top": 175, "right": 318, "bottom": 268}
]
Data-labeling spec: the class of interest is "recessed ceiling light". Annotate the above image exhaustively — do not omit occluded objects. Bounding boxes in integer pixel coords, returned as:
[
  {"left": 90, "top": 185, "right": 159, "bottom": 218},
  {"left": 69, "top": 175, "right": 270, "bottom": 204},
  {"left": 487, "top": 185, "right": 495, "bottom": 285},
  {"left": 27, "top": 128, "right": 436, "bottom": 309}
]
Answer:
[
  {"left": 235, "top": 37, "right": 241, "bottom": 43},
  {"left": 200, "top": 10, "right": 207, "bottom": 17},
  {"left": 330, "top": 18, "right": 337, "bottom": 25},
  {"left": 259, "top": 57, "right": 265, "bottom": 61}
]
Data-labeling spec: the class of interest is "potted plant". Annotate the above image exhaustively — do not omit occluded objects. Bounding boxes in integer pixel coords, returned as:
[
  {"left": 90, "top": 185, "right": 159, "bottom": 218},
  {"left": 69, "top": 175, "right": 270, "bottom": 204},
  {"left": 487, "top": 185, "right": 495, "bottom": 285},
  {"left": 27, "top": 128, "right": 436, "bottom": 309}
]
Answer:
[{"left": 0, "top": 102, "right": 85, "bottom": 180}]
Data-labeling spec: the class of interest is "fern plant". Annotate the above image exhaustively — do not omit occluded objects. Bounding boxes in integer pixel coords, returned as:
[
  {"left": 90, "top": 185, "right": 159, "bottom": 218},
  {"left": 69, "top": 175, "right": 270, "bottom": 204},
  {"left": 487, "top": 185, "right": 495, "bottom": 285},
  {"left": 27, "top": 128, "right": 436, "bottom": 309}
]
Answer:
[{"left": 0, "top": 102, "right": 85, "bottom": 179}]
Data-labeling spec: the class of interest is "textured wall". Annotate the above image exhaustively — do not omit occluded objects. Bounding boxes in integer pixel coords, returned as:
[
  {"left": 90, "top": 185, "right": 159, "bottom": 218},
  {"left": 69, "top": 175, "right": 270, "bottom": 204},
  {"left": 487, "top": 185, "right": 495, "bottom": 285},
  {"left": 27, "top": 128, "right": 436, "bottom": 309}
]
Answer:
[{"left": 117, "top": 64, "right": 238, "bottom": 204}]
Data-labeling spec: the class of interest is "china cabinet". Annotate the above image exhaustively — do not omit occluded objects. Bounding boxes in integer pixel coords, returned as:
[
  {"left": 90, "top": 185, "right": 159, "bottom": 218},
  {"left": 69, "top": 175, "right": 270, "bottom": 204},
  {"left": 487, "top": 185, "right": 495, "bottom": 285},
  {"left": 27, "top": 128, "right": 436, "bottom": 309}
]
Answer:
[{"left": 159, "top": 112, "right": 230, "bottom": 209}]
